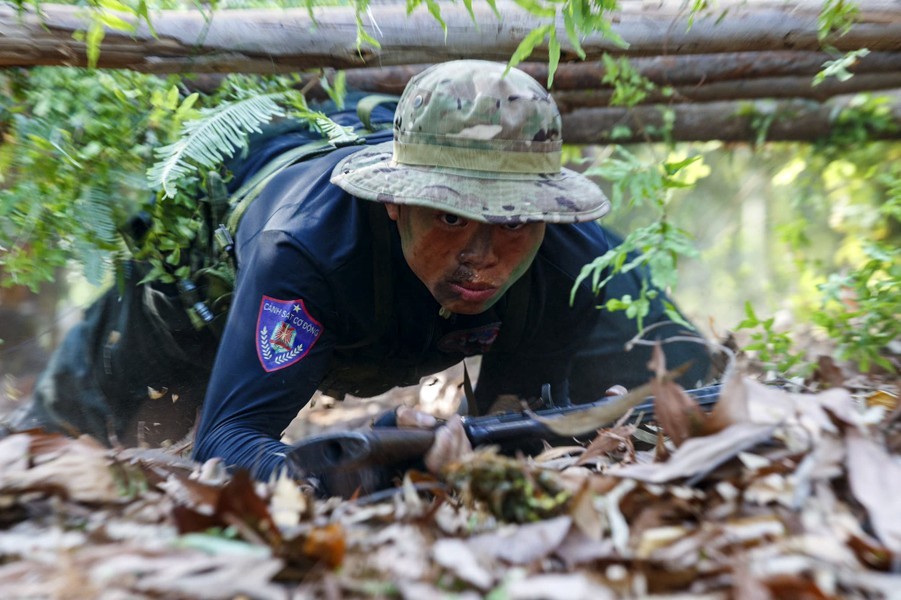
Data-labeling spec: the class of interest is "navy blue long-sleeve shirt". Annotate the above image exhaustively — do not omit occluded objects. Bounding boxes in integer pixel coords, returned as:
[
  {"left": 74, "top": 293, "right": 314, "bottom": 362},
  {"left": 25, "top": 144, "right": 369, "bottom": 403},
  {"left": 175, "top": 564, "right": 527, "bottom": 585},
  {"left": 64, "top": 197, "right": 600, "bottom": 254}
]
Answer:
[{"left": 192, "top": 134, "right": 613, "bottom": 478}]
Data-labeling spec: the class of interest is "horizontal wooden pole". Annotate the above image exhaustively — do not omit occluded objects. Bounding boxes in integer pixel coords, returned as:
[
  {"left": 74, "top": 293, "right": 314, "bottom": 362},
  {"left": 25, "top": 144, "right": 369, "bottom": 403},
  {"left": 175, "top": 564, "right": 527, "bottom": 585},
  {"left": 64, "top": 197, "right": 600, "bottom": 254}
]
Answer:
[
  {"left": 0, "top": 1, "right": 900, "bottom": 73},
  {"left": 562, "top": 93, "right": 901, "bottom": 144}
]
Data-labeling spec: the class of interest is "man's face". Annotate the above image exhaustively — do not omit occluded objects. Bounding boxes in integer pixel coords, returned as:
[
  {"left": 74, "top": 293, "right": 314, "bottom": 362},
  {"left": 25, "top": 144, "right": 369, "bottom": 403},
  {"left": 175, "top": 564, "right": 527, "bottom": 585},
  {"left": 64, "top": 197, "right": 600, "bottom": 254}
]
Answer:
[{"left": 385, "top": 204, "right": 546, "bottom": 315}]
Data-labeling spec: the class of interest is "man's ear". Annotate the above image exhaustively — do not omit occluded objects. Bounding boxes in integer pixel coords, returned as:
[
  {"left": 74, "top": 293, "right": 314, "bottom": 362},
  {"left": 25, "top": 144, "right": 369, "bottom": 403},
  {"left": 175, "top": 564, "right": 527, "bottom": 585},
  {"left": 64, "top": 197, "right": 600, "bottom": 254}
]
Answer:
[{"left": 385, "top": 203, "right": 400, "bottom": 221}]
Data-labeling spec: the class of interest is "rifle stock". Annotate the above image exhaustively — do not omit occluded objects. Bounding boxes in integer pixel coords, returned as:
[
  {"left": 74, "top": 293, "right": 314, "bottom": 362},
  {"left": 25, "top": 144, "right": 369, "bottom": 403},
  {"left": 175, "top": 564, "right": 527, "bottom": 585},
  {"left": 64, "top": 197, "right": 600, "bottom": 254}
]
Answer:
[{"left": 287, "top": 384, "right": 722, "bottom": 498}]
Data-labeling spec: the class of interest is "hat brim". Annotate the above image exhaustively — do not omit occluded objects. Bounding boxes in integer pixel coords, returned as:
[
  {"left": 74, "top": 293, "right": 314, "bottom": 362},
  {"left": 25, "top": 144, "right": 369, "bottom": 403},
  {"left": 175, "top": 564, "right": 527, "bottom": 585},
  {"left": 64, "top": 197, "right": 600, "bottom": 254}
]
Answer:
[{"left": 330, "top": 141, "right": 610, "bottom": 224}]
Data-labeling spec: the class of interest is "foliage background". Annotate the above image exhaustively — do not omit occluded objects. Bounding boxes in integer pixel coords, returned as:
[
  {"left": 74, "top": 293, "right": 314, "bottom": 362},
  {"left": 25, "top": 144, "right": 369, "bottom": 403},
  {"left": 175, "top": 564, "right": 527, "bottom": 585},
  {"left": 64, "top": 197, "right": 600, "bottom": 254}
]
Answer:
[{"left": 0, "top": 0, "right": 898, "bottom": 384}]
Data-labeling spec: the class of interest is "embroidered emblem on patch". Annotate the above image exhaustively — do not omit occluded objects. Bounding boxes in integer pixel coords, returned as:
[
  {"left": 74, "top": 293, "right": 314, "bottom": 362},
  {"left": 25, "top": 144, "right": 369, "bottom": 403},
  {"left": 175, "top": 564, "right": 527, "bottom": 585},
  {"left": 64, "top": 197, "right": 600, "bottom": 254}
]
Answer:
[
  {"left": 437, "top": 323, "right": 501, "bottom": 356},
  {"left": 256, "top": 296, "right": 323, "bottom": 372}
]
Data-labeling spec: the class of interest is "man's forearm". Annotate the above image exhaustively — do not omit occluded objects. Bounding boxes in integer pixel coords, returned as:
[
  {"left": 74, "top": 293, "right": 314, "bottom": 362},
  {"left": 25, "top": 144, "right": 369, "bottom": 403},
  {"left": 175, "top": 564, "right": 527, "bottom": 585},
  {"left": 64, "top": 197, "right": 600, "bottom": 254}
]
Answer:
[{"left": 193, "top": 425, "right": 290, "bottom": 479}]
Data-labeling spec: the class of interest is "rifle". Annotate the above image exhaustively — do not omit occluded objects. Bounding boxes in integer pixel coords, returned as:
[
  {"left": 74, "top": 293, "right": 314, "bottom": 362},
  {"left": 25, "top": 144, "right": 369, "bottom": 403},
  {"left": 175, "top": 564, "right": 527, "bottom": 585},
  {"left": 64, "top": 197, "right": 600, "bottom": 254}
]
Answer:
[{"left": 286, "top": 384, "right": 722, "bottom": 498}]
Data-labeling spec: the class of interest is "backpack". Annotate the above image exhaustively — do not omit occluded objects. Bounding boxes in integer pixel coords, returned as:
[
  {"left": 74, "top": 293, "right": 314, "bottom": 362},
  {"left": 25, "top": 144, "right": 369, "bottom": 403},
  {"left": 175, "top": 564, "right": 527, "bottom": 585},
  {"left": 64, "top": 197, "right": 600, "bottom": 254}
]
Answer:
[{"left": 19, "top": 96, "right": 413, "bottom": 445}]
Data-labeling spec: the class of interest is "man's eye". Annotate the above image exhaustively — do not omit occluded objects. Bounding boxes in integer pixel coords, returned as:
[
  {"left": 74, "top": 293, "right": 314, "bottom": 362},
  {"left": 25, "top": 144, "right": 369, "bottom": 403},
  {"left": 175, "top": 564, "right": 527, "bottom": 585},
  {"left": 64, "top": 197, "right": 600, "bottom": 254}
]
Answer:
[
  {"left": 440, "top": 213, "right": 466, "bottom": 226},
  {"left": 503, "top": 222, "right": 526, "bottom": 231}
]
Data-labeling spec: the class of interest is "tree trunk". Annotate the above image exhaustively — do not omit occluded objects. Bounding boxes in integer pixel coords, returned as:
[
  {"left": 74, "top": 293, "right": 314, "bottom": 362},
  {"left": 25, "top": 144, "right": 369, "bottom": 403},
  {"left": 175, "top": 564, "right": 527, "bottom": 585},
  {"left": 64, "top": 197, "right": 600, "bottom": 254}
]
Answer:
[
  {"left": 332, "top": 52, "right": 901, "bottom": 94},
  {"left": 1, "top": 1, "right": 900, "bottom": 73},
  {"left": 562, "top": 94, "right": 901, "bottom": 144},
  {"left": 551, "top": 72, "right": 901, "bottom": 110}
]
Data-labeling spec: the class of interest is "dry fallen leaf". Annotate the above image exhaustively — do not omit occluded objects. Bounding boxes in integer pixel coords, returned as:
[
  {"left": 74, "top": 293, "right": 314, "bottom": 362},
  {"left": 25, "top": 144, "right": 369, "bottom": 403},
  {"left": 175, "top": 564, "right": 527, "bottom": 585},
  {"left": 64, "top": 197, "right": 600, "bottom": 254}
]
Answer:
[
  {"left": 505, "top": 572, "right": 616, "bottom": 600},
  {"left": 0, "top": 432, "right": 121, "bottom": 503},
  {"left": 844, "top": 428, "right": 901, "bottom": 553},
  {"left": 467, "top": 515, "right": 572, "bottom": 565},
  {"left": 432, "top": 538, "right": 494, "bottom": 589},
  {"left": 613, "top": 422, "right": 777, "bottom": 484},
  {"left": 648, "top": 345, "right": 707, "bottom": 446}
]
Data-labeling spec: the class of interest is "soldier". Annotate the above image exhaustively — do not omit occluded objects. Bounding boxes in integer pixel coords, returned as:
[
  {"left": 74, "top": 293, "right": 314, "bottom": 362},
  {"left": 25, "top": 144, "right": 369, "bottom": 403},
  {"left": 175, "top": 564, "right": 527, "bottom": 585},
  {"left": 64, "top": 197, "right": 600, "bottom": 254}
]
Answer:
[
  {"left": 192, "top": 60, "right": 711, "bottom": 478},
  {"left": 13, "top": 60, "right": 712, "bottom": 479}
]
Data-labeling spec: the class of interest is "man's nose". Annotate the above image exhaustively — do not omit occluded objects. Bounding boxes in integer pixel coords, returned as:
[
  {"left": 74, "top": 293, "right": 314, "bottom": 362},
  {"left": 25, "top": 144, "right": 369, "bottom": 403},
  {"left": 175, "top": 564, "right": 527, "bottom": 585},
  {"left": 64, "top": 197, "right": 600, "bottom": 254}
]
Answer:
[{"left": 458, "top": 225, "right": 499, "bottom": 267}]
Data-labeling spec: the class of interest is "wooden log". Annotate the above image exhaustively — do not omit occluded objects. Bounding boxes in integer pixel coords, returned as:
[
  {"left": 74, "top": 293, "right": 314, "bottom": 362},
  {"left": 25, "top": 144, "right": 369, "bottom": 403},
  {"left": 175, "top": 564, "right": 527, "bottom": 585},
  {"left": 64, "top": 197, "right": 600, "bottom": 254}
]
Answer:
[
  {"left": 561, "top": 93, "right": 901, "bottom": 144},
  {"left": 334, "top": 52, "right": 901, "bottom": 94},
  {"left": 0, "top": 1, "right": 900, "bottom": 73},
  {"left": 551, "top": 72, "right": 901, "bottom": 110}
]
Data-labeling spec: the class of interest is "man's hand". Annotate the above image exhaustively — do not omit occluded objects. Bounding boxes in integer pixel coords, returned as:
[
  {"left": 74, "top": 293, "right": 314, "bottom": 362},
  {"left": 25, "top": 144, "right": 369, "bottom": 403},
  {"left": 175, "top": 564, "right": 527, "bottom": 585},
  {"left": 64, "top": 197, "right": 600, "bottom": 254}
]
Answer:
[{"left": 396, "top": 406, "right": 473, "bottom": 474}]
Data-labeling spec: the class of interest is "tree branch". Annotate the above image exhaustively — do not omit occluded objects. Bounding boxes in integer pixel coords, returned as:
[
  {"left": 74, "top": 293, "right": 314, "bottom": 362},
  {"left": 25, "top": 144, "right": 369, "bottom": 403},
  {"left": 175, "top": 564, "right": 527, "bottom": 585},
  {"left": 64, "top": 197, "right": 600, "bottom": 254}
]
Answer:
[
  {"left": 1, "top": 1, "right": 900, "bottom": 73},
  {"left": 562, "top": 93, "right": 901, "bottom": 144}
]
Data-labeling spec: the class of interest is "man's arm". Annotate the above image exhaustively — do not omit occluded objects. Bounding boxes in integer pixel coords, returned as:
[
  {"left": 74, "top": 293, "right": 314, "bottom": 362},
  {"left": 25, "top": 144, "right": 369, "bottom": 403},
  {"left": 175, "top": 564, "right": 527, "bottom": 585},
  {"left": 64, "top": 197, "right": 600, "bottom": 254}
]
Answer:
[{"left": 193, "top": 230, "right": 337, "bottom": 479}]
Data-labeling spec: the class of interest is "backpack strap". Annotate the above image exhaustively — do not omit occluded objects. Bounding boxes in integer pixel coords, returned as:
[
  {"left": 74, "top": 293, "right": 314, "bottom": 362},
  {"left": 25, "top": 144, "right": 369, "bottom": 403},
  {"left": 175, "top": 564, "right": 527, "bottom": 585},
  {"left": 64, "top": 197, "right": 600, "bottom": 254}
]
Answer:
[
  {"left": 334, "top": 202, "right": 395, "bottom": 350},
  {"left": 225, "top": 138, "right": 342, "bottom": 241},
  {"left": 368, "top": 202, "right": 395, "bottom": 342}
]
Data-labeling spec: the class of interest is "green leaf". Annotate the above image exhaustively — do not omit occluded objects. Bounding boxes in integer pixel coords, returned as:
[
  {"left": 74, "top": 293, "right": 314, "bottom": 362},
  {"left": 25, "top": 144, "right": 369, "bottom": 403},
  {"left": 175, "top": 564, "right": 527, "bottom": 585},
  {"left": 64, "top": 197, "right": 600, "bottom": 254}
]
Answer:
[
  {"left": 507, "top": 24, "right": 553, "bottom": 73},
  {"left": 97, "top": 12, "right": 136, "bottom": 33},
  {"left": 148, "top": 92, "right": 294, "bottom": 198},
  {"left": 423, "top": 0, "right": 447, "bottom": 36},
  {"left": 462, "top": 0, "right": 475, "bottom": 22},
  {"left": 664, "top": 155, "right": 702, "bottom": 175},
  {"left": 663, "top": 301, "right": 693, "bottom": 329},
  {"left": 320, "top": 72, "right": 347, "bottom": 111},
  {"left": 165, "top": 85, "right": 180, "bottom": 110},
  {"left": 546, "top": 28, "right": 561, "bottom": 88},
  {"left": 511, "top": 0, "right": 556, "bottom": 18},
  {"left": 743, "top": 301, "right": 758, "bottom": 322},
  {"left": 562, "top": 6, "right": 586, "bottom": 60},
  {"left": 85, "top": 21, "right": 105, "bottom": 70}
]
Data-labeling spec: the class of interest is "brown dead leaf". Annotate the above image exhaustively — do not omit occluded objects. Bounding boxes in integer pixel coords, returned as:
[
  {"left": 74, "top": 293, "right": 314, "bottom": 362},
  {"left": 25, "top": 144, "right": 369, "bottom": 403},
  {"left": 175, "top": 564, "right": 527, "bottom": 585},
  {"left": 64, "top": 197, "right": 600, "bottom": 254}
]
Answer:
[
  {"left": 811, "top": 355, "right": 846, "bottom": 389},
  {"left": 169, "top": 470, "right": 281, "bottom": 548},
  {"left": 648, "top": 345, "right": 707, "bottom": 446},
  {"left": 161, "top": 473, "right": 222, "bottom": 513},
  {"left": 844, "top": 428, "right": 901, "bottom": 553},
  {"left": 505, "top": 572, "right": 616, "bottom": 600},
  {"left": 365, "top": 523, "right": 432, "bottom": 581},
  {"left": 704, "top": 366, "right": 752, "bottom": 434},
  {"left": 742, "top": 378, "right": 858, "bottom": 436},
  {"left": 90, "top": 548, "right": 285, "bottom": 600},
  {"left": 432, "top": 538, "right": 494, "bottom": 589},
  {"left": 762, "top": 573, "right": 831, "bottom": 599},
  {"left": 533, "top": 361, "right": 693, "bottom": 439},
  {"left": 576, "top": 425, "right": 635, "bottom": 466},
  {"left": 867, "top": 389, "right": 898, "bottom": 412},
  {"left": 467, "top": 516, "right": 572, "bottom": 565},
  {"left": 613, "top": 422, "right": 776, "bottom": 484},
  {"left": 301, "top": 523, "right": 346, "bottom": 569},
  {"left": 553, "top": 527, "right": 616, "bottom": 566},
  {"left": 568, "top": 484, "right": 603, "bottom": 540},
  {"left": 847, "top": 534, "right": 896, "bottom": 571},
  {"left": 733, "top": 563, "right": 775, "bottom": 600},
  {"left": 270, "top": 470, "right": 309, "bottom": 528},
  {"left": 533, "top": 380, "right": 656, "bottom": 437},
  {"left": 0, "top": 432, "right": 121, "bottom": 503}
]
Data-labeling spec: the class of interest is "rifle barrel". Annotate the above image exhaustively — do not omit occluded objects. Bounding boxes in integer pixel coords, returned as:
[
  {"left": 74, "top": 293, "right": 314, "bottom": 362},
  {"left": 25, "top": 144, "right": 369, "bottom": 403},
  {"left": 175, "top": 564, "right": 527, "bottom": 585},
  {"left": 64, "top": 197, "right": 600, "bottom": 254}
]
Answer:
[{"left": 463, "top": 384, "right": 722, "bottom": 448}]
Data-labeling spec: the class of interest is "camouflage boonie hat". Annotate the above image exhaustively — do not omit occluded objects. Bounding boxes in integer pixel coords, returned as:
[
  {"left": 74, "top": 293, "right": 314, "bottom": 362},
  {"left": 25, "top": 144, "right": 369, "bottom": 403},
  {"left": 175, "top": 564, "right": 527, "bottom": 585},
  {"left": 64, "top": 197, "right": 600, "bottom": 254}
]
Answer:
[{"left": 330, "top": 60, "right": 610, "bottom": 224}]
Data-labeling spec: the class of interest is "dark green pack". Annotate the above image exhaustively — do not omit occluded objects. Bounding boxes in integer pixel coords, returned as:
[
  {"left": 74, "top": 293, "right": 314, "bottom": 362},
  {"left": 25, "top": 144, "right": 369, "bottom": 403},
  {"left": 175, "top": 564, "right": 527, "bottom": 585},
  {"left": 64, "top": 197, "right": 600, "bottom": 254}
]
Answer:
[{"left": 174, "top": 96, "right": 402, "bottom": 337}]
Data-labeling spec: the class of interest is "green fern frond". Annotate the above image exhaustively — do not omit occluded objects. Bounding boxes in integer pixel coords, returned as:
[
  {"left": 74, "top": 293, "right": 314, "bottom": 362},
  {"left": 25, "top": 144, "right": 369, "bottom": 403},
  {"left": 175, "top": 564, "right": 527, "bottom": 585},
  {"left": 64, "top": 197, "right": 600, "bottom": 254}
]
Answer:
[
  {"left": 74, "top": 238, "right": 110, "bottom": 286},
  {"left": 302, "top": 111, "right": 360, "bottom": 147},
  {"left": 80, "top": 186, "right": 118, "bottom": 245},
  {"left": 148, "top": 91, "right": 297, "bottom": 198}
]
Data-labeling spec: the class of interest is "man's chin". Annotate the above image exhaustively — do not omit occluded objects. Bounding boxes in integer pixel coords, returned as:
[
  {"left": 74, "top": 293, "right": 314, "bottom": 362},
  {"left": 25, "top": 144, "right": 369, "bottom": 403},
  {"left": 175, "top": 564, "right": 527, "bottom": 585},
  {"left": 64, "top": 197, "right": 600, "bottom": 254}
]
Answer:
[
  {"left": 438, "top": 295, "right": 501, "bottom": 316},
  {"left": 444, "top": 304, "right": 487, "bottom": 316}
]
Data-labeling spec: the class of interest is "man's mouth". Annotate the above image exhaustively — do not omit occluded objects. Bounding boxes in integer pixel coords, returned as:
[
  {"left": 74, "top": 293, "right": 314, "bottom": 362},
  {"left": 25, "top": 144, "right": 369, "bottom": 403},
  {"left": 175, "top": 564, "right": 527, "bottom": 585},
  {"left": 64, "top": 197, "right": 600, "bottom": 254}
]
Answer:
[{"left": 448, "top": 281, "right": 498, "bottom": 304}]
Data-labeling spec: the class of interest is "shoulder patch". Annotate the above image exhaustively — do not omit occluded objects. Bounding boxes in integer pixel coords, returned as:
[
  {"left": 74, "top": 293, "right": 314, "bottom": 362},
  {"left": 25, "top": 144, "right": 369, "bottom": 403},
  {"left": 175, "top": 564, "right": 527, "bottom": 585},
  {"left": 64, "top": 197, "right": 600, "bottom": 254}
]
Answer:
[{"left": 256, "top": 296, "right": 323, "bottom": 372}]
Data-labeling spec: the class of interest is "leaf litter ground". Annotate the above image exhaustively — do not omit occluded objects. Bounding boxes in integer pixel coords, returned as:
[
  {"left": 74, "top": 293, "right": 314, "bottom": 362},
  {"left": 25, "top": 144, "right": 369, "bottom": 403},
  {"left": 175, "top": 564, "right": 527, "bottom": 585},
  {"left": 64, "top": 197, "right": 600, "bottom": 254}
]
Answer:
[{"left": 0, "top": 354, "right": 899, "bottom": 599}]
